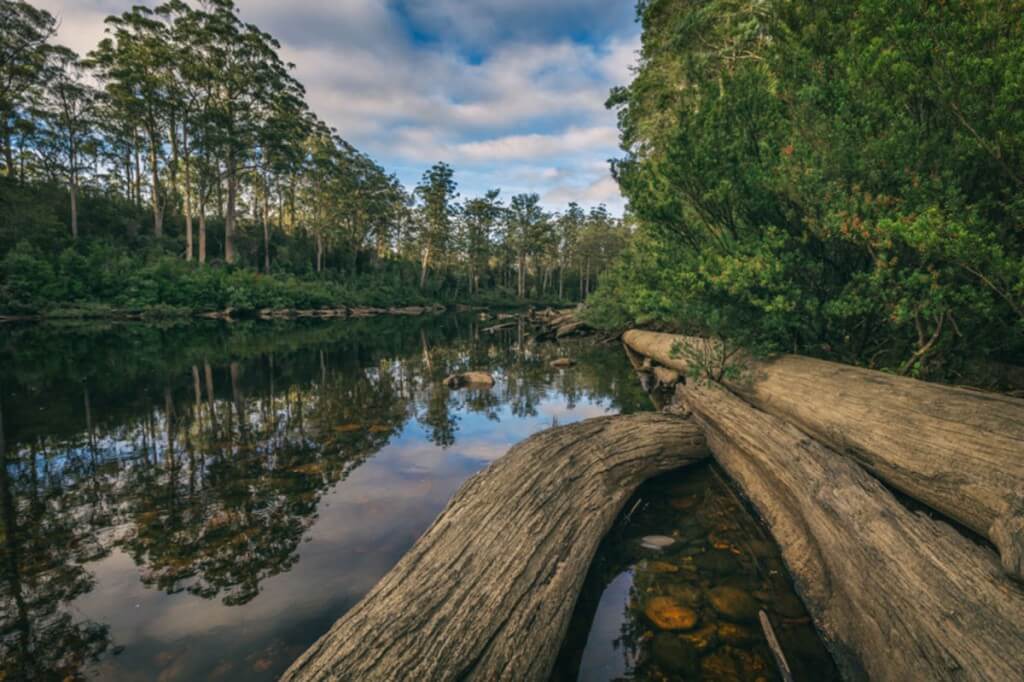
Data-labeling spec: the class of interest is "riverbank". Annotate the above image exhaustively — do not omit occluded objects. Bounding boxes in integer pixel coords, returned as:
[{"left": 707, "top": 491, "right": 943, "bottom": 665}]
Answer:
[{"left": 0, "top": 300, "right": 572, "bottom": 324}]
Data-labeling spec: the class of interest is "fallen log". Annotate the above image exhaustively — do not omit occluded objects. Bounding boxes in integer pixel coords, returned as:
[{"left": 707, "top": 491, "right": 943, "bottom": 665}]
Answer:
[
  {"left": 281, "top": 413, "right": 709, "bottom": 681},
  {"left": 680, "top": 382, "right": 1024, "bottom": 682},
  {"left": 623, "top": 330, "right": 1024, "bottom": 579}
]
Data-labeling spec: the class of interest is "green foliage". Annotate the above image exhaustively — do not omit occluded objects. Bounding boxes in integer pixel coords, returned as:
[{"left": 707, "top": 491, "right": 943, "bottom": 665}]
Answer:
[{"left": 594, "top": 0, "right": 1024, "bottom": 378}]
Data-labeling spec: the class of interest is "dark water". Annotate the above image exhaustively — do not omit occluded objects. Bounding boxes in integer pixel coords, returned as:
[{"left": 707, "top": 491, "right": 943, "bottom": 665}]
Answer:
[{"left": 0, "top": 315, "right": 835, "bottom": 681}]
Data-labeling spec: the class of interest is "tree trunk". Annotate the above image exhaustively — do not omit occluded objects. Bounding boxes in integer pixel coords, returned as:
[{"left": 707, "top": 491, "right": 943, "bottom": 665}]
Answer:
[
  {"left": 282, "top": 413, "right": 708, "bottom": 682},
  {"left": 225, "top": 158, "right": 237, "bottom": 264},
  {"left": 1, "top": 120, "right": 13, "bottom": 177},
  {"left": 263, "top": 189, "right": 271, "bottom": 273},
  {"left": 420, "top": 244, "right": 431, "bottom": 289},
  {"left": 148, "top": 131, "right": 162, "bottom": 238},
  {"left": 183, "top": 127, "right": 193, "bottom": 261},
  {"left": 623, "top": 330, "right": 1024, "bottom": 579},
  {"left": 198, "top": 208, "right": 207, "bottom": 265},
  {"left": 680, "top": 382, "right": 1024, "bottom": 682},
  {"left": 69, "top": 167, "right": 78, "bottom": 239}
]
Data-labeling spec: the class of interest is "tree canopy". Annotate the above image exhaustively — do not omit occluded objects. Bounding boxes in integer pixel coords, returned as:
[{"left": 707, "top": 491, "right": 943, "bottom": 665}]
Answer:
[{"left": 589, "top": 0, "right": 1024, "bottom": 379}]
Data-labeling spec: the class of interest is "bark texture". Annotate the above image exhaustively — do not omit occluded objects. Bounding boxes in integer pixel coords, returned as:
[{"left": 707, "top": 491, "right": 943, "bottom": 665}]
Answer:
[
  {"left": 681, "top": 383, "right": 1024, "bottom": 682},
  {"left": 281, "top": 413, "right": 709, "bottom": 682},
  {"left": 623, "top": 330, "right": 1024, "bottom": 578}
]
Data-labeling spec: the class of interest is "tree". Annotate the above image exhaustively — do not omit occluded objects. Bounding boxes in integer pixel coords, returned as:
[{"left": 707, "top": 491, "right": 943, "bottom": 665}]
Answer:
[
  {"left": 36, "top": 47, "right": 97, "bottom": 239},
  {"left": 89, "top": 5, "right": 174, "bottom": 237},
  {"left": 506, "top": 193, "right": 550, "bottom": 298},
  {"left": 415, "top": 162, "right": 458, "bottom": 289},
  {"left": 0, "top": 0, "right": 55, "bottom": 177},
  {"left": 461, "top": 189, "right": 503, "bottom": 294}
]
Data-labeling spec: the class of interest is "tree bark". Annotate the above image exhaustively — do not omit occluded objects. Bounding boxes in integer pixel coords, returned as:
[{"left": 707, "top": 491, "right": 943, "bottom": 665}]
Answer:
[
  {"left": 680, "top": 382, "right": 1024, "bottom": 682},
  {"left": 282, "top": 413, "right": 709, "bottom": 682},
  {"left": 183, "top": 126, "right": 193, "bottom": 261},
  {"left": 623, "top": 330, "right": 1024, "bottom": 578},
  {"left": 225, "top": 157, "right": 237, "bottom": 264}
]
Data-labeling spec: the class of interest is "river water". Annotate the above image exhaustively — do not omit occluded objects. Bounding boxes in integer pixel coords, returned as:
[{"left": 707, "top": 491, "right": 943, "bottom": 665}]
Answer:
[{"left": 0, "top": 315, "right": 836, "bottom": 681}]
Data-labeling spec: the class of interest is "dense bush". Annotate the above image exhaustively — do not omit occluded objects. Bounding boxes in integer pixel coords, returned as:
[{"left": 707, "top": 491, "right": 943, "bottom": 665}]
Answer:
[{"left": 589, "top": 0, "right": 1024, "bottom": 379}]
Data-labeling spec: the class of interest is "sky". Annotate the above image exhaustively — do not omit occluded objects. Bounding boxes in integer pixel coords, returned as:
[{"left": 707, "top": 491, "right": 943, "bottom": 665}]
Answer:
[{"left": 35, "top": 0, "right": 640, "bottom": 214}]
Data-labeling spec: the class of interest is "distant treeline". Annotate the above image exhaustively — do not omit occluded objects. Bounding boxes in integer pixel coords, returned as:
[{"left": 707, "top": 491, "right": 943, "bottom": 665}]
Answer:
[
  {"left": 588, "top": 0, "right": 1024, "bottom": 380},
  {"left": 0, "top": 0, "right": 626, "bottom": 314}
]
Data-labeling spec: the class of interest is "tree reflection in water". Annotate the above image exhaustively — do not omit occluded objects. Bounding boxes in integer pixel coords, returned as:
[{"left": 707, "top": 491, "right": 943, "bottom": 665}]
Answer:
[{"left": 0, "top": 315, "right": 647, "bottom": 679}]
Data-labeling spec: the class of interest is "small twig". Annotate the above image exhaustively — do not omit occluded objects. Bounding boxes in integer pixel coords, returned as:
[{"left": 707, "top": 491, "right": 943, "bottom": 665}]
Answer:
[{"left": 760, "top": 609, "right": 795, "bottom": 682}]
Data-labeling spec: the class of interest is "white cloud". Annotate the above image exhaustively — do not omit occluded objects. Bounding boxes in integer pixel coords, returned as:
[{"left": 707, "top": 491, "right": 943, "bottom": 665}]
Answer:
[{"left": 36, "top": 0, "right": 640, "bottom": 213}]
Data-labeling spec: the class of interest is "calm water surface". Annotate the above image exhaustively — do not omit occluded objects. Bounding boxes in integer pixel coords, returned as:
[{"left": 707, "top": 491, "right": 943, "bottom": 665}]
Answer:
[{"left": 0, "top": 315, "right": 835, "bottom": 681}]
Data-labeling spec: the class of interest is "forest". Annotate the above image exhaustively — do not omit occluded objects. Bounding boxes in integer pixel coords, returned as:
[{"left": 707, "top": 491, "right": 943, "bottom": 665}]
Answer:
[
  {"left": 0, "top": 0, "right": 627, "bottom": 316},
  {"left": 586, "top": 0, "right": 1024, "bottom": 381}
]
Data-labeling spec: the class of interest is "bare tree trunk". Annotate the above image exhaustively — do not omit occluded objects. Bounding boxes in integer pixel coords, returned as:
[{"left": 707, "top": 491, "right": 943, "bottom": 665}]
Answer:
[
  {"left": 681, "top": 382, "right": 1024, "bottom": 682},
  {"left": 148, "top": 131, "right": 162, "bottom": 238},
  {"left": 225, "top": 158, "right": 237, "bottom": 264},
  {"left": 263, "top": 189, "right": 271, "bottom": 273},
  {"left": 623, "top": 330, "right": 1024, "bottom": 579},
  {"left": 183, "top": 126, "right": 193, "bottom": 261},
  {"left": 198, "top": 207, "right": 207, "bottom": 265},
  {"left": 282, "top": 414, "right": 708, "bottom": 682},
  {"left": 69, "top": 156, "right": 78, "bottom": 239},
  {"left": 420, "top": 245, "right": 431, "bottom": 289}
]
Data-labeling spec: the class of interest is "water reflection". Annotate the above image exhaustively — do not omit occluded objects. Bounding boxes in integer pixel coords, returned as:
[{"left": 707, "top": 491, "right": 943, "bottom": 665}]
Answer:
[
  {"left": 0, "top": 316, "right": 647, "bottom": 680},
  {"left": 553, "top": 464, "right": 840, "bottom": 682}
]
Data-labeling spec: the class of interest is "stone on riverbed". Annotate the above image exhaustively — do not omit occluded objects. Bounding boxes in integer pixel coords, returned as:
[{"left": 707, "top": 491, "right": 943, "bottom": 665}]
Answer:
[
  {"left": 640, "top": 535, "right": 677, "bottom": 550},
  {"left": 651, "top": 633, "right": 698, "bottom": 675},
  {"left": 708, "top": 586, "right": 760, "bottom": 623},
  {"left": 643, "top": 596, "right": 699, "bottom": 631}
]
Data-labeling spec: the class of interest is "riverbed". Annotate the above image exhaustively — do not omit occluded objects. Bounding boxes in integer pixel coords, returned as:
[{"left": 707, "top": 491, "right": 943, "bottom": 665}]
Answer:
[{"left": 0, "top": 315, "right": 834, "bottom": 680}]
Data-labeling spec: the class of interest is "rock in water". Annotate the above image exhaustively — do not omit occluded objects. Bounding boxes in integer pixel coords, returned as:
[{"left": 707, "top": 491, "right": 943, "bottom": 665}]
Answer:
[
  {"left": 708, "top": 586, "right": 760, "bottom": 623},
  {"left": 443, "top": 372, "right": 495, "bottom": 389},
  {"left": 651, "top": 633, "right": 698, "bottom": 675},
  {"left": 640, "top": 535, "right": 677, "bottom": 550},
  {"left": 679, "top": 623, "right": 718, "bottom": 652},
  {"left": 644, "top": 596, "right": 699, "bottom": 631}
]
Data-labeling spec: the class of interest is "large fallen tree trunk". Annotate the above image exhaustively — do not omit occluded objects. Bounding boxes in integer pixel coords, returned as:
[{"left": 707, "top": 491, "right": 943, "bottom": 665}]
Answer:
[
  {"left": 282, "top": 413, "right": 708, "bottom": 681},
  {"left": 679, "top": 382, "right": 1024, "bottom": 682},
  {"left": 623, "top": 330, "right": 1024, "bottom": 579}
]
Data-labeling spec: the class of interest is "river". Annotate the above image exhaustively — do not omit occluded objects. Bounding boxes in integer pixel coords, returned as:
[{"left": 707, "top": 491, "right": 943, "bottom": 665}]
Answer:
[{"left": 0, "top": 314, "right": 836, "bottom": 681}]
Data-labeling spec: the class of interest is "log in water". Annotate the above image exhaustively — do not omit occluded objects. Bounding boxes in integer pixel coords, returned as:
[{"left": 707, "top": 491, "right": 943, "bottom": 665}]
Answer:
[
  {"left": 623, "top": 330, "right": 1024, "bottom": 580},
  {"left": 681, "top": 382, "right": 1024, "bottom": 682},
  {"left": 282, "top": 413, "right": 709, "bottom": 681}
]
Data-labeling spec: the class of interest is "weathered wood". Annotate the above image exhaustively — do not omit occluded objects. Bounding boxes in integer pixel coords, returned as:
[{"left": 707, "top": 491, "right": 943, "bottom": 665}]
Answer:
[
  {"left": 623, "top": 330, "right": 1024, "bottom": 579},
  {"left": 282, "top": 414, "right": 709, "bottom": 682},
  {"left": 680, "top": 382, "right": 1024, "bottom": 682}
]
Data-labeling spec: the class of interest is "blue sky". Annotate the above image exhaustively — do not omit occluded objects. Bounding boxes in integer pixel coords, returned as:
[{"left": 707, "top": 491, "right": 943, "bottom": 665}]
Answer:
[{"left": 38, "top": 0, "right": 640, "bottom": 213}]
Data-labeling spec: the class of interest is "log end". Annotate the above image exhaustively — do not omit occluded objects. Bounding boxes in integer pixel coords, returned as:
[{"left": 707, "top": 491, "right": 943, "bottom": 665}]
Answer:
[{"left": 990, "top": 501, "right": 1024, "bottom": 581}]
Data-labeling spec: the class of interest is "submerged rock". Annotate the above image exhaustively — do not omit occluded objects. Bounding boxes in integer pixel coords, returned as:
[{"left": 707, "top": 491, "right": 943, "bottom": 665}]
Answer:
[
  {"left": 664, "top": 583, "right": 702, "bottom": 606},
  {"left": 640, "top": 535, "right": 677, "bottom": 550},
  {"left": 717, "top": 621, "right": 759, "bottom": 646},
  {"left": 695, "top": 549, "right": 740, "bottom": 574},
  {"left": 670, "top": 495, "right": 699, "bottom": 511},
  {"left": 644, "top": 596, "right": 699, "bottom": 631},
  {"left": 700, "top": 647, "right": 743, "bottom": 681},
  {"left": 708, "top": 586, "right": 760, "bottom": 623},
  {"left": 443, "top": 372, "right": 495, "bottom": 389},
  {"left": 679, "top": 622, "right": 718, "bottom": 652},
  {"left": 651, "top": 633, "right": 698, "bottom": 675}
]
